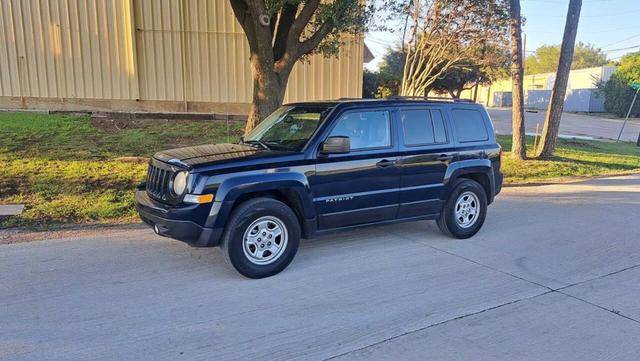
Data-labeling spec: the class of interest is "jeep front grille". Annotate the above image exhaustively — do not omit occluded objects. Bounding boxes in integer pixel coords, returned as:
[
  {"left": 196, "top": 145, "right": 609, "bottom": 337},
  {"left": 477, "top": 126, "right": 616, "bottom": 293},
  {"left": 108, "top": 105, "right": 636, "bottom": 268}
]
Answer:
[{"left": 146, "top": 163, "right": 174, "bottom": 202}]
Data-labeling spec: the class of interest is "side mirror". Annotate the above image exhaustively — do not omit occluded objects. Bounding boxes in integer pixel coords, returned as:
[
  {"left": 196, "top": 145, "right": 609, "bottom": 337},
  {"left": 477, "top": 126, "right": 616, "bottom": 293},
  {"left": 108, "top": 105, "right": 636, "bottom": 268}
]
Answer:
[{"left": 321, "top": 136, "right": 350, "bottom": 154}]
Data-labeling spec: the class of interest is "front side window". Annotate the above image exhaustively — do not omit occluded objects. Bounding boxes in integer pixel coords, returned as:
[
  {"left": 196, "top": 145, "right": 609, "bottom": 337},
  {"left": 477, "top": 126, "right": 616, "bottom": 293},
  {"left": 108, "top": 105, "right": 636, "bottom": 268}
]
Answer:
[
  {"left": 329, "top": 110, "right": 391, "bottom": 150},
  {"left": 244, "top": 105, "right": 332, "bottom": 151}
]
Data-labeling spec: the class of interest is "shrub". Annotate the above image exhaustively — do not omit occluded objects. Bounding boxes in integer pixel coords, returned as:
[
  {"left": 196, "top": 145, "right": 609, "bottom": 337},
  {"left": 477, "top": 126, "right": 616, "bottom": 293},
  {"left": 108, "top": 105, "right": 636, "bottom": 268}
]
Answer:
[{"left": 599, "top": 73, "right": 640, "bottom": 117}]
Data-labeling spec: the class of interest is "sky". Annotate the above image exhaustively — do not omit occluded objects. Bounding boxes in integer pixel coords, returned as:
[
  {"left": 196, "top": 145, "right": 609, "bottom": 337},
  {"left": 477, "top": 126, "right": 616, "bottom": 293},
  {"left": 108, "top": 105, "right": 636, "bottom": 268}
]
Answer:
[{"left": 364, "top": 0, "right": 640, "bottom": 71}]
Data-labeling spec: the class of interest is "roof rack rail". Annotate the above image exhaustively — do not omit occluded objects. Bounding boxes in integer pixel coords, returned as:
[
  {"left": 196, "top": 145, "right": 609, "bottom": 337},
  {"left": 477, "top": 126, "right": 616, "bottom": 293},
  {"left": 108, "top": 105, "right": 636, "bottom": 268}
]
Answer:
[{"left": 386, "top": 96, "right": 474, "bottom": 103}]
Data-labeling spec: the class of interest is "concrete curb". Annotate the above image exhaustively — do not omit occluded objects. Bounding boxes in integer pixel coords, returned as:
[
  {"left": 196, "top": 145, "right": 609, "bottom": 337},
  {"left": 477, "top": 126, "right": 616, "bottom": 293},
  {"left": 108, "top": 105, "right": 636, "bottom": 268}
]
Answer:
[
  {"left": 0, "top": 204, "right": 24, "bottom": 217},
  {"left": 503, "top": 172, "right": 640, "bottom": 188}
]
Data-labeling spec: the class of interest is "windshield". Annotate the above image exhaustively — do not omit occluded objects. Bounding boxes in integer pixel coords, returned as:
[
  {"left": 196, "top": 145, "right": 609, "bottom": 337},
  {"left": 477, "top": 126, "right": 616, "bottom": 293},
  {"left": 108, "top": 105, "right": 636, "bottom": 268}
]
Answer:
[{"left": 243, "top": 105, "right": 332, "bottom": 151}]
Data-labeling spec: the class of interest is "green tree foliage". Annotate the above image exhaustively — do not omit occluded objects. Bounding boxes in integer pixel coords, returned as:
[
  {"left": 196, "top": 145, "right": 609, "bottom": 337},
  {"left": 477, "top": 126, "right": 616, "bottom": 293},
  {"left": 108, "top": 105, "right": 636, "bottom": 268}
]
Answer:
[
  {"left": 525, "top": 42, "right": 608, "bottom": 74},
  {"left": 598, "top": 52, "right": 640, "bottom": 117},
  {"left": 616, "top": 52, "right": 640, "bottom": 83},
  {"left": 430, "top": 64, "right": 492, "bottom": 98},
  {"left": 362, "top": 49, "right": 405, "bottom": 98},
  {"left": 363, "top": 70, "right": 380, "bottom": 98}
]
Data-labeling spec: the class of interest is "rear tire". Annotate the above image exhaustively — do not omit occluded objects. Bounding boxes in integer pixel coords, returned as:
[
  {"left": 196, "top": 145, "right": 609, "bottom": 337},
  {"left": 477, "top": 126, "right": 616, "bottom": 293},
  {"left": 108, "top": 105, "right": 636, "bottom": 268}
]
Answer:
[
  {"left": 221, "top": 197, "right": 300, "bottom": 278},
  {"left": 437, "top": 178, "right": 487, "bottom": 239}
]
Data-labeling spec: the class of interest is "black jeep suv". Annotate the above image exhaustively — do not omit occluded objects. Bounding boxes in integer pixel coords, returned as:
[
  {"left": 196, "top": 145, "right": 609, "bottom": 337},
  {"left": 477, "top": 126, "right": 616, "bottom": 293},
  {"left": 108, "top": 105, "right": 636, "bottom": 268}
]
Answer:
[{"left": 136, "top": 98, "right": 503, "bottom": 278}]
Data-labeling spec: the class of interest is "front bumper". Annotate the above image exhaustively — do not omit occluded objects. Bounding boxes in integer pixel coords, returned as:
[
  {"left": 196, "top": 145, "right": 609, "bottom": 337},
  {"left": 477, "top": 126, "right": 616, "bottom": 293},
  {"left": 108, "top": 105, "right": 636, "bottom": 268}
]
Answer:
[{"left": 135, "top": 189, "right": 222, "bottom": 247}]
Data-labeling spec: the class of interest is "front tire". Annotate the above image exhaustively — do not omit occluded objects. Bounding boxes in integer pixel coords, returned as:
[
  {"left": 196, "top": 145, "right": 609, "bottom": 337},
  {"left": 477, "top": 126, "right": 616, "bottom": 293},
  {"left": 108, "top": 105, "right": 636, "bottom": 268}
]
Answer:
[
  {"left": 221, "top": 198, "right": 300, "bottom": 278},
  {"left": 437, "top": 179, "right": 488, "bottom": 239}
]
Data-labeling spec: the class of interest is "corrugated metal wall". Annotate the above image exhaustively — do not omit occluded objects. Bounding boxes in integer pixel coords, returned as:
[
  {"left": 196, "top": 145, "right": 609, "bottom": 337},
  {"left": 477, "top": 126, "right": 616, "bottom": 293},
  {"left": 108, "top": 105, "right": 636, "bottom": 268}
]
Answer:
[
  {"left": 460, "top": 66, "right": 615, "bottom": 110},
  {"left": 0, "top": 0, "right": 139, "bottom": 100},
  {"left": 0, "top": 0, "right": 363, "bottom": 110}
]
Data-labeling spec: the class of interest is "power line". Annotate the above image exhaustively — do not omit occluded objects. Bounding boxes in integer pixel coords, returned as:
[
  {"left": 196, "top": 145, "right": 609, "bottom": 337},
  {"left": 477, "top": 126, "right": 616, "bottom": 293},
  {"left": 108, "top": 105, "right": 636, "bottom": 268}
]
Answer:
[
  {"left": 524, "top": 9, "right": 640, "bottom": 18},
  {"left": 525, "top": 0, "right": 623, "bottom": 2},
  {"left": 601, "top": 33, "right": 640, "bottom": 49},
  {"left": 365, "top": 38, "right": 395, "bottom": 48},
  {"left": 604, "top": 44, "right": 640, "bottom": 52},
  {"left": 525, "top": 25, "right": 640, "bottom": 34}
]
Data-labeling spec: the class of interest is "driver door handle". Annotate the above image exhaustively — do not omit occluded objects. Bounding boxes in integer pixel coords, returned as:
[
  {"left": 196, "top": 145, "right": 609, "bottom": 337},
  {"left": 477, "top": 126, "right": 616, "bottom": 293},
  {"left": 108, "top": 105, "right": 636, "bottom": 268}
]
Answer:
[
  {"left": 437, "top": 154, "right": 454, "bottom": 162},
  {"left": 376, "top": 159, "right": 397, "bottom": 168}
]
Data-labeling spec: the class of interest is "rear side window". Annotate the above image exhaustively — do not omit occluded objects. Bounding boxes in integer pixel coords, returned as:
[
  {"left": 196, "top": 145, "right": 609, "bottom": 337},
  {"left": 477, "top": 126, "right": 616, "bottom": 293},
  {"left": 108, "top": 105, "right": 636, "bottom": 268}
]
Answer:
[
  {"left": 451, "top": 109, "right": 489, "bottom": 142},
  {"left": 400, "top": 108, "right": 447, "bottom": 146}
]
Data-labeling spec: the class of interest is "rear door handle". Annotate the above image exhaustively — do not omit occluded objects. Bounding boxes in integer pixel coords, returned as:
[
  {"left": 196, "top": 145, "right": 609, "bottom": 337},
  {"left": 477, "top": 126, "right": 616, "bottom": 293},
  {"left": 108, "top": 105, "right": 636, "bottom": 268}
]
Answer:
[
  {"left": 376, "top": 159, "right": 396, "bottom": 167},
  {"left": 437, "top": 154, "right": 453, "bottom": 162}
]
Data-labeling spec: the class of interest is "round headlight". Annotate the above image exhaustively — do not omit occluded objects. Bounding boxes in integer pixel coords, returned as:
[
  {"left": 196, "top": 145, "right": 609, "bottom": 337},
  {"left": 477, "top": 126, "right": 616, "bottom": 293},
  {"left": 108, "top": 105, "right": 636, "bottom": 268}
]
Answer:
[{"left": 172, "top": 171, "right": 188, "bottom": 196}]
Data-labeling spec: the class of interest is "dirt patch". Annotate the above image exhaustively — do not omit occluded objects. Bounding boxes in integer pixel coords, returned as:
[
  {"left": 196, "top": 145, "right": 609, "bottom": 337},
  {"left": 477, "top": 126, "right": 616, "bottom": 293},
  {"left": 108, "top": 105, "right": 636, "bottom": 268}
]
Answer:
[
  {"left": 90, "top": 117, "right": 225, "bottom": 133},
  {"left": 561, "top": 139, "right": 599, "bottom": 149},
  {"left": 0, "top": 222, "right": 147, "bottom": 245},
  {"left": 114, "top": 156, "right": 148, "bottom": 164},
  {"left": 0, "top": 177, "right": 27, "bottom": 197}
]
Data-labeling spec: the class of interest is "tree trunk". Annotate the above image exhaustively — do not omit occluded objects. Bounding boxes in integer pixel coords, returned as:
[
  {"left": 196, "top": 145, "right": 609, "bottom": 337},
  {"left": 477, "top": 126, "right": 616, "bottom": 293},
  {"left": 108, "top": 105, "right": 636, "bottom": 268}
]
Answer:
[
  {"left": 509, "top": 0, "right": 526, "bottom": 160},
  {"left": 472, "top": 83, "right": 479, "bottom": 102},
  {"left": 535, "top": 0, "right": 582, "bottom": 158},
  {"left": 245, "top": 55, "right": 288, "bottom": 135}
]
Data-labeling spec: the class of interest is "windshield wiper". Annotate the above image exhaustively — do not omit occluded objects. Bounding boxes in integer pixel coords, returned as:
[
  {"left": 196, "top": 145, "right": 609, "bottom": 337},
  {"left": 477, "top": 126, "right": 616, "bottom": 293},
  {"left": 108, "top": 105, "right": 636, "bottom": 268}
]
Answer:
[{"left": 241, "top": 139, "right": 270, "bottom": 150}]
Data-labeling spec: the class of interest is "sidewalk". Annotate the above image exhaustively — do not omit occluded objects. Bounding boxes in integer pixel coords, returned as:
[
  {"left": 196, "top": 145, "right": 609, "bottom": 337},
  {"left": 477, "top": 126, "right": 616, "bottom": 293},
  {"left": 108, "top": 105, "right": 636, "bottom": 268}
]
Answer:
[{"left": 488, "top": 108, "right": 640, "bottom": 142}]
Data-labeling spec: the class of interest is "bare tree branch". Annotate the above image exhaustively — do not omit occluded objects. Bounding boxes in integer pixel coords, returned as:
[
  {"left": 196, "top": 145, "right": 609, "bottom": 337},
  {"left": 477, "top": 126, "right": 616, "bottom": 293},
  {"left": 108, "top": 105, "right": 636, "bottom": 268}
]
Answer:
[{"left": 400, "top": 0, "right": 509, "bottom": 96}]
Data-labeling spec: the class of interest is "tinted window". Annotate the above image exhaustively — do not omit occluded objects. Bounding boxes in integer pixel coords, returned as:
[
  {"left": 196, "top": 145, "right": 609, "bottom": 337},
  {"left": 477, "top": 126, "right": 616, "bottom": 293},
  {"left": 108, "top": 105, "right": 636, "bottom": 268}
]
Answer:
[
  {"left": 451, "top": 109, "right": 489, "bottom": 142},
  {"left": 431, "top": 109, "right": 448, "bottom": 143},
  {"left": 401, "top": 109, "right": 434, "bottom": 145},
  {"left": 400, "top": 108, "right": 448, "bottom": 146},
  {"left": 329, "top": 110, "right": 391, "bottom": 150}
]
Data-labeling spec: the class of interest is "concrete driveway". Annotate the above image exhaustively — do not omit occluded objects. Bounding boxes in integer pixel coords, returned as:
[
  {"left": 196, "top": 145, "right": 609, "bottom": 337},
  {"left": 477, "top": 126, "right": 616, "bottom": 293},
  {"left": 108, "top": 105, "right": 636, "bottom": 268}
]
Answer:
[
  {"left": 2, "top": 175, "right": 640, "bottom": 361},
  {"left": 488, "top": 108, "right": 640, "bottom": 142}
]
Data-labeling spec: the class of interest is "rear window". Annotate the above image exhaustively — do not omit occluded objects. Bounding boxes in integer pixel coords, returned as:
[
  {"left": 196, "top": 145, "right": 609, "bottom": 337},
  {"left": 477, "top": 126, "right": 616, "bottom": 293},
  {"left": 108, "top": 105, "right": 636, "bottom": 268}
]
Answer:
[
  {"left": 400, "top": 108, "right": 448, "bottom": 146},
  {"left": 451, "top": 109, "right": 489, "bottom": 142}
]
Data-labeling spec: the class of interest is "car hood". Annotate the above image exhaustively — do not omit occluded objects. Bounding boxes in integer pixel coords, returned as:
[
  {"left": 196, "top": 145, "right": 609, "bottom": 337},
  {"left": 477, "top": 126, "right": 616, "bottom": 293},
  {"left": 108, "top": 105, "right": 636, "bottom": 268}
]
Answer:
[{"left": 153, "top": 143, "right": 295, "bottom": 169}]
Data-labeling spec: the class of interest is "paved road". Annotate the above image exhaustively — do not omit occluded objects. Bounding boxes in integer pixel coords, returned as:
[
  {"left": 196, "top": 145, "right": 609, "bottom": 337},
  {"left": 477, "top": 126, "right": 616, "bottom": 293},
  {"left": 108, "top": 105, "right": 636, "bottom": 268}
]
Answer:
[
  {"left": 2, "top": 175, "right": 640, "bottom": 361},
  {"left": 488, "top": 108, "right": 640, "bottom": 142}
]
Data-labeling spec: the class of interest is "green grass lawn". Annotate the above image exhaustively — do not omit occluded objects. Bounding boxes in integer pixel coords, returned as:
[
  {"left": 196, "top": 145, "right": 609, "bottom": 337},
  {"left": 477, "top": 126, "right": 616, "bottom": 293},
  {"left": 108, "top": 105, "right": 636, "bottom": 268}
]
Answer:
[
  {"left": 1, "top": 112, "right": 639, "bottom": 230},
  {"left": 0, "top": 112, "right": 243, "bottom": 229},
  {"left": 498, "top": 135, "right": 640, "bottom": 184}
]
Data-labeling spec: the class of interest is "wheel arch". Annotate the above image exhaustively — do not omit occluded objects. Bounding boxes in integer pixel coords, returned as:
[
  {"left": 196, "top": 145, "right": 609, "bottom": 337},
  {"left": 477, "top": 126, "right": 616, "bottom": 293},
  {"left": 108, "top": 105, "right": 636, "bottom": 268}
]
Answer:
[
  {"left": 444, "top": 159, "right": 496, "bottom": 204},
  {"left": 208, "top": 172, "right": 317, "bottom": 238}
]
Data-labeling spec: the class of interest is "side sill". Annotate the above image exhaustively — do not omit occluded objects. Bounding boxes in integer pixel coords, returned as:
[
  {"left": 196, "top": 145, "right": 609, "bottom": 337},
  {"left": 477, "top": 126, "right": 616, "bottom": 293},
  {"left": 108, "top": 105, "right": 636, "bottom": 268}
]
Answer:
[{"left": 313, "top": 213, "right": 440, "bottom": 237}]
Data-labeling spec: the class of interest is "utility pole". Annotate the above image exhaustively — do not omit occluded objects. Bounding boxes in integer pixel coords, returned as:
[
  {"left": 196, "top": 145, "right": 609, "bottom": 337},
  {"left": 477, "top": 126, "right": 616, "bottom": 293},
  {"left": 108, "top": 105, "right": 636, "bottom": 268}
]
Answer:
[{"left": 617, "top": 86, "right": 639, "bottom": 142}]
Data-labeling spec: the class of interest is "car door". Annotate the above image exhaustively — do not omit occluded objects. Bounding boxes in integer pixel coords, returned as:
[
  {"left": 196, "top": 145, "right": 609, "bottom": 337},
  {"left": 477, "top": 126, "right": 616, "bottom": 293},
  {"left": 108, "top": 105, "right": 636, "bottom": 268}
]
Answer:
[
  {"left": 310, "top": 108, "right": 401, "bottom": 230},
  {"left": 396, "top": 106, "right": 455, "bottom": 218}
]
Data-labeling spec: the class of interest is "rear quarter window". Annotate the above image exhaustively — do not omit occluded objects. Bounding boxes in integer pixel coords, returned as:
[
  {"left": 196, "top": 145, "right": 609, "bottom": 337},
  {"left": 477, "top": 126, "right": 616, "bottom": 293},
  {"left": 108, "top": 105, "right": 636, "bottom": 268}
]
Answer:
[{"left": 451, "top": 109, "right": 489, "bottom": 143}]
